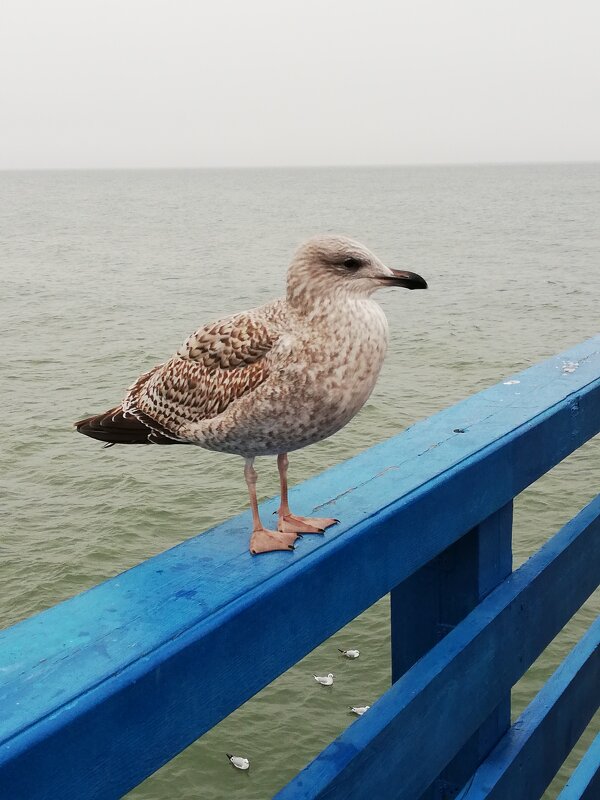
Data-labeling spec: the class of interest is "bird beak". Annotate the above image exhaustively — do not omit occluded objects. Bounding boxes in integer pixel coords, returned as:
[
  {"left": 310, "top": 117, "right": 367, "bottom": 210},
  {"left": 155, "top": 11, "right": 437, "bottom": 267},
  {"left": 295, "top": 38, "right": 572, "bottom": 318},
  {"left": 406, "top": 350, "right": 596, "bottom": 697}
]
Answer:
[{"left": 380, "top": 269, "right": 428, "bottom": 290}]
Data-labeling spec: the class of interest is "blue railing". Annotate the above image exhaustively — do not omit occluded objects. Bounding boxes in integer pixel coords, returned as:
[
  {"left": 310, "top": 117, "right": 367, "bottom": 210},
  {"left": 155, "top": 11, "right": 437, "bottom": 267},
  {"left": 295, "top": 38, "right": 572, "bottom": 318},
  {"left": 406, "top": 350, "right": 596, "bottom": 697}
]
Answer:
[{"left": 1, "top": 336, "right": 599, "bottom": 799}]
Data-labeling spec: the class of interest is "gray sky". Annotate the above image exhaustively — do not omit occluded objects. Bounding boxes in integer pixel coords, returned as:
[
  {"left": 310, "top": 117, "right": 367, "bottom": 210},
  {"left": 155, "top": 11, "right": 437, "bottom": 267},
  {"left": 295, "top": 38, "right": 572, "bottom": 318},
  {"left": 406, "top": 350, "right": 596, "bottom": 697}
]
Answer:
[{"left": 1, "top": 0, "right": 599, "bottom": 169}]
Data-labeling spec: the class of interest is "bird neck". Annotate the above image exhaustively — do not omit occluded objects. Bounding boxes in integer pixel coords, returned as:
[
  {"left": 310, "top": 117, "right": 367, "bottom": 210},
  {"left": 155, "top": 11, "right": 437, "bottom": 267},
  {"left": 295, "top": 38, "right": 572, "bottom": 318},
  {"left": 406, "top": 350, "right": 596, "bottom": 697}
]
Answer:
[{"left": 287, "top": 283, "right": 379, "bottom": 324}]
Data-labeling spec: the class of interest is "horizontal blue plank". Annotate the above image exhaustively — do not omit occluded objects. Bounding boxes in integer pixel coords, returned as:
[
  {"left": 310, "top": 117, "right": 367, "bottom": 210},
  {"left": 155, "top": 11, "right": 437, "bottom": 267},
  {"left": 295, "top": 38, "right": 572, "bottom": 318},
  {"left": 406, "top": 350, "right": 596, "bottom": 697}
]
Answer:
[
  {"left": 275, "top": 494, "right": 600, "bottom": 800},
  {"left": 1, "top": 337, "right": 600, "bottom": 799},
  {"left": 454, "top": 617, "right": 600, "bottom": 799},
  {"left": 557, "top": 733, "right": 600, "bottom": 800}
]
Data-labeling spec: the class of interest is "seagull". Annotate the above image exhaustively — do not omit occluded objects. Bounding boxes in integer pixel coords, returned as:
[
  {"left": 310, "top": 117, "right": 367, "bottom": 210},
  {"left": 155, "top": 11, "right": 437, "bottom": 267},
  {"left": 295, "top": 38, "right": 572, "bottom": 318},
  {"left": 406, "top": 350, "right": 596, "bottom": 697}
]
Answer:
[
  {"left": 338, "top": 648, "right": 360, "bottom": 658},
  {"left": 75, "top": 235, "right": 427, "bottom": 554},
  {"left": 349, "top": 705, "right": 370, "bottom": 716},
  {"left": 313, "top": 673, "right": 335, "bottom": 685},
  {"left": 226, "top": 753, "right": 249, "bottom": 770}
]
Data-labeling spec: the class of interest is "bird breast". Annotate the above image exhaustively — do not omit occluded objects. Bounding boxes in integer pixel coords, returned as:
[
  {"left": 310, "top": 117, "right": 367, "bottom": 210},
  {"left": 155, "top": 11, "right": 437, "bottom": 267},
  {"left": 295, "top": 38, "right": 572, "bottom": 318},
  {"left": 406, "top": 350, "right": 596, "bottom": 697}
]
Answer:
[
  {"left": 297, "top": 296, "right": 390, "bottom": 412},
  {"left": 194, "top": 297, "right": 390, "bottom": 457}
]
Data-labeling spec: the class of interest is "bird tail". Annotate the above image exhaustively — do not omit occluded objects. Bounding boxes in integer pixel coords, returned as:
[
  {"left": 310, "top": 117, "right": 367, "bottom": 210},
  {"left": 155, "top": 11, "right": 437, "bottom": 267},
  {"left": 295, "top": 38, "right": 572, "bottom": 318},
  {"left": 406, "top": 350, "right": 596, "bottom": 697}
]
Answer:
[{"left": 74, "top": 405, "right": 180, "bottom": 446}]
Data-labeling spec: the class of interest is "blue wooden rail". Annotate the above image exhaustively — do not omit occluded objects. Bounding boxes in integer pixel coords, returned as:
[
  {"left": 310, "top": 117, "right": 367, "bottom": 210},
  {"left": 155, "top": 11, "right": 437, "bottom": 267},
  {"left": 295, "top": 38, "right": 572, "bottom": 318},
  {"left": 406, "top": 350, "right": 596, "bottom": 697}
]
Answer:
[{"left": 1, "top": 335, "right": 599, "bottom": 799}]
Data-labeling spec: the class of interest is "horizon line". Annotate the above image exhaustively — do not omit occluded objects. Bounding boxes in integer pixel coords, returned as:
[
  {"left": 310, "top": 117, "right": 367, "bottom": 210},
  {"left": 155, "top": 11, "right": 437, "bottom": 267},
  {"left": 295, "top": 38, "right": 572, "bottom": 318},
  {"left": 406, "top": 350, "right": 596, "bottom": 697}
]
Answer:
[{"left": 1, "top": 158, "right": 599, "bottom": 172}]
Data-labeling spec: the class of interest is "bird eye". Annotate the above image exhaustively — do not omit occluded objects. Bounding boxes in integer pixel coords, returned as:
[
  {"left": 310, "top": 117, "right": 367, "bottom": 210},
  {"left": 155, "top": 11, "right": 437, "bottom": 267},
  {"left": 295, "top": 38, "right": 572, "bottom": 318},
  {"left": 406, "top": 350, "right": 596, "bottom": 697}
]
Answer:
[{"left": 343, "top": 257, "right": 362, "bottom": 270}]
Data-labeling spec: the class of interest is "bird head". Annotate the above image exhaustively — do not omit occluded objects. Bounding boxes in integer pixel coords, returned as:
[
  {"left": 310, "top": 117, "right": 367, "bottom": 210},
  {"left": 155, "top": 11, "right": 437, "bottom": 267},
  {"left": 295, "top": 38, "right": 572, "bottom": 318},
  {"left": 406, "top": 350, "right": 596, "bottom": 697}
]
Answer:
[{"left": 286, "top": 235, "right": 427, "bottom": 309}]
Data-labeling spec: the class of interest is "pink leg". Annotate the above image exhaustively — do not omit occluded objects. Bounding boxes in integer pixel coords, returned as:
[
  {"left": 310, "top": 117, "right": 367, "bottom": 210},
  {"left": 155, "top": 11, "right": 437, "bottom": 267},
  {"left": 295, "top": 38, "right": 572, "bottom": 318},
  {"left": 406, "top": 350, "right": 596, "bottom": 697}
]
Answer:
[
  {"left": 244, "top": 458, "right": 298, "bottom": 555},
  {"left": 277, "top": 453, "right": 339, "bottom": 534}
]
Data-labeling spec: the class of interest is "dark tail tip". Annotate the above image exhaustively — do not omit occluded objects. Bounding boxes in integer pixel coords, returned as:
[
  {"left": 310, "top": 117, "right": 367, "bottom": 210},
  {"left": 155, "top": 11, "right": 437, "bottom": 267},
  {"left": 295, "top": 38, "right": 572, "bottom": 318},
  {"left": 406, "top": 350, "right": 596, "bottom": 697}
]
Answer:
[{"left": 75, "top": 405, "right": 182, "bottom": 446}]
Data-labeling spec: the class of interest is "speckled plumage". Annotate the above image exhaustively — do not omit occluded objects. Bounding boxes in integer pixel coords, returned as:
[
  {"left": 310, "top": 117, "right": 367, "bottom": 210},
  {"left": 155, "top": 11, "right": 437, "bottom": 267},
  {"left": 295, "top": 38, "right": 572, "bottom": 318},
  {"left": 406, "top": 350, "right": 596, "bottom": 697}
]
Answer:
[
  {"left": 120, "top": 293, "right": 389, "bottom": 457},
  {"left": 76, "top": 235, "right": 427, "bottom": 553}
]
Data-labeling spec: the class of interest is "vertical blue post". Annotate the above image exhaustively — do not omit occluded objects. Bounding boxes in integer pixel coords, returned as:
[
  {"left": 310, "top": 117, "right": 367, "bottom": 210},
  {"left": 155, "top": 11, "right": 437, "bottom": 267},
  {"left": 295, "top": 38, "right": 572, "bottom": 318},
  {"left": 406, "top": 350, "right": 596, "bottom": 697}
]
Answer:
[{"left": 390, "top": 502, "right": 513, "bottom": 798}]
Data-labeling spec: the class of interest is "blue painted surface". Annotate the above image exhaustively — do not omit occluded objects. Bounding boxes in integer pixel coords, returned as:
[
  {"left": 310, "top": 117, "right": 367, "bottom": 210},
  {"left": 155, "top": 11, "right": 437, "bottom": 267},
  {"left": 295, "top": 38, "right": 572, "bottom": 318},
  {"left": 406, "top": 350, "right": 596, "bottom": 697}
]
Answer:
[
  {"left": 557, "top": 733, "right": 600, "bottom": 800},
  {"left": 0, "top": 336, "right": 599, "bottom": 799},
  {"left": 390, "top": 504, "right": 513, "bottom": 799},
  {"left": 453, "top": 616, "right": 600, "bottom": 799},
  {"left": 274, "top": 493, "right": 600, "bottom": 800}
]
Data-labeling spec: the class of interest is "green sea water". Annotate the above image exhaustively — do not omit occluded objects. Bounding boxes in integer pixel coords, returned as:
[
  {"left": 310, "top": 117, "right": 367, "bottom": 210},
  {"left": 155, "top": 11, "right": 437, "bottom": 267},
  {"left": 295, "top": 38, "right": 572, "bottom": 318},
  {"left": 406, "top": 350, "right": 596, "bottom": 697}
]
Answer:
[{"left": 1, "top": 164, "right": 599, "bottom": 799}]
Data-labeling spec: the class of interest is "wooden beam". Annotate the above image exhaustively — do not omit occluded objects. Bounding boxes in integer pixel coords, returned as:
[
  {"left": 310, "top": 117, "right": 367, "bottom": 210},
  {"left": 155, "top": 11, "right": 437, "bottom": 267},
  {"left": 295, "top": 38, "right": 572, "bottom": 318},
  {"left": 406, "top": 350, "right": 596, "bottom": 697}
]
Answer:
[
  {"left": 556, "top": 733, "right": 600, "bottom": 800},
  {"left": 391, "top": 504, "right": 513, "bottom": 797},
  {"left": 275, "top": 494, "right": 600, "bottom": 800},
  {"left": 453, "top": 617, "right": 600, "bottom": 799}
]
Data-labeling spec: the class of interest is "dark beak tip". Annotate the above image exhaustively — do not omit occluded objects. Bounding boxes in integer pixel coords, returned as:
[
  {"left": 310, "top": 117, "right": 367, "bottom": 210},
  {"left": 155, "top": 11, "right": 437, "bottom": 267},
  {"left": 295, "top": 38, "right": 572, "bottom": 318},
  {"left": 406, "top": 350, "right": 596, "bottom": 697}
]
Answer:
[{"left": 388, "top": 270, "right": 428, "bottom": 290}]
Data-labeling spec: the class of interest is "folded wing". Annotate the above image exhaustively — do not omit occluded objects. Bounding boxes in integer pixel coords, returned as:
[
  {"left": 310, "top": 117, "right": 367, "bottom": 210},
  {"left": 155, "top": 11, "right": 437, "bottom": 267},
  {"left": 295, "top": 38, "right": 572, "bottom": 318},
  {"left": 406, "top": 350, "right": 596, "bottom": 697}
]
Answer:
[{"left": 76, "top": 311, "right": 279, "bottom": 446}]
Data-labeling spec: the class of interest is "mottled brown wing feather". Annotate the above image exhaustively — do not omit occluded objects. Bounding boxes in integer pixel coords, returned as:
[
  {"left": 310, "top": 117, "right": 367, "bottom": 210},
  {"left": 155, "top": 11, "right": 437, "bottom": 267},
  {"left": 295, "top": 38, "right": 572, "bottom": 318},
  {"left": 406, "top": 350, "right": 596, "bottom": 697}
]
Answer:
[
  {"left": 123, "top": 312, "right": 278, "bottom": 440},
  {"left": 178, "top": 313, "right": 275, "bottom": 368}
]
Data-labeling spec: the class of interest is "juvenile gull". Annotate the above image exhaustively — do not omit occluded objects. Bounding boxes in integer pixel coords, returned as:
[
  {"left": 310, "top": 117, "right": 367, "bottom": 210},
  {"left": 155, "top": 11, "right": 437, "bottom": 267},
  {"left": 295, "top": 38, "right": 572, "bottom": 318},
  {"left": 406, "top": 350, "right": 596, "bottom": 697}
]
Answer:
[{"left": 75, "top": 235, "right": 427, "bottom": 554}]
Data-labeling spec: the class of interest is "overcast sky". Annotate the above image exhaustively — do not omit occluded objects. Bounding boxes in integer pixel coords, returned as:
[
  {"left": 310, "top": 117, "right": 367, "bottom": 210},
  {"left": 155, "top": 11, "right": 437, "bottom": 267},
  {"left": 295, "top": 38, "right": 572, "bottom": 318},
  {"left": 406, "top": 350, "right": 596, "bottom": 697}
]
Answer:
[{"left": 1, "top": 0, "right": 599, "bottom": 169}]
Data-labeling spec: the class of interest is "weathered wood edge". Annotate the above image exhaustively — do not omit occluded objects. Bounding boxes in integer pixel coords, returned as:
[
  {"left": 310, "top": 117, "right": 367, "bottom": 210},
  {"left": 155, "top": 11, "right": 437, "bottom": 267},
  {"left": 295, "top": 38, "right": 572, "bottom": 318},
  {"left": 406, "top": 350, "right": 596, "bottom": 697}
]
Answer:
[{"left": 556, "top": 732, "right": 600, "bottom": 800}]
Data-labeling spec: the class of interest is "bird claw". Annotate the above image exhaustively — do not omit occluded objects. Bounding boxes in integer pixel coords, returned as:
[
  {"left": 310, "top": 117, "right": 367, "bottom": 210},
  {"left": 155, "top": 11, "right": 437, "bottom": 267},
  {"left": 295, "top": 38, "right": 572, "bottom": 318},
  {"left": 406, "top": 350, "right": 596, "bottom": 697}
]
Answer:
[
  {"left": 278, "top": 514, "right": 340, "bottom": 535},
  {"left": 249, "top": 528, "right": 299, "bottom": 555}
]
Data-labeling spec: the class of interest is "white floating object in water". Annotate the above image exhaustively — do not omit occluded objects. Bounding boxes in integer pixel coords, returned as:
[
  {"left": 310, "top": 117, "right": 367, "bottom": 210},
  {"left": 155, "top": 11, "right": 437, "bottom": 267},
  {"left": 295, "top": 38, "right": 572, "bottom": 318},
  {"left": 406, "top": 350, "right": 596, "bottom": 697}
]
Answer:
[
  {"left": 313, "top": 673, "right": 334, "bottom": 685},
  {"left": 562, "top": 361, "right": 579, "bottom": 374},
  {"left": 338, "top": 648, "right": 360, "bottom": 658},
  {"left": 350, "top": 705, "right": 370, "bottom": 716},
  {"left": 226, "top": 753, "right": 250, "bottom": 770},
  {"left": 503, "top": 380, "right": 520, "bottom": 385}
]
